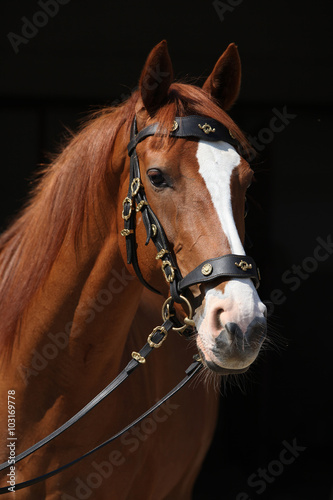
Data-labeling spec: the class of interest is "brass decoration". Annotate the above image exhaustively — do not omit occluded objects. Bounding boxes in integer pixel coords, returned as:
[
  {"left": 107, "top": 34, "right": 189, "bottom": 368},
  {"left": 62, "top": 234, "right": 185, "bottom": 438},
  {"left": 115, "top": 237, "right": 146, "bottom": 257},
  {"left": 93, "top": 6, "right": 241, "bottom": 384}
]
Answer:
[
  {"left": 131, "top": 351, "right": 146, "bottom": 364},
  {"left": 183, "top": 317, "right": 196, "bottom": 327},
  {"left": 136, "top": 200, "right": 148, "bottom": 212},
  {"left": 198, "top": 123, "right": 216, "bottom": 135},
  {"left": 130, "top": 177, "right": 141, "bottom": 197},
  {"left": 156, "top": 248, "right": 169, "bottom": 260},
  {"left": 229, "top": 129, "right": 236, "bottom": 139},
  {"left": 171, "top": 121, "right": 178, "bottom": 131},
  {"left": 161, "top": 299, "right": 174, "bottom": 322},
  {"left": 162, "top": 296, "right": 174, "bottom": 322},
  {"left": 120, "top": 229, "right": 134, "bottom": 237},
  {"left": 151, "top": 224, "right": 157, "bottom": 237},
  {"left": 235, "top": 260, "right": 253, "bottom": 272},
  {"left": 201, "top": 263, "right": 213, "bottom": 276},
  {"left": 121, "top": 197, "right": 132, "bottom": 220},
  {"left": 161, "top": 260, "right": 175, "bottom": 283},
  {"left": 147, "top": 326, "right": 168, "bottom": 348}
]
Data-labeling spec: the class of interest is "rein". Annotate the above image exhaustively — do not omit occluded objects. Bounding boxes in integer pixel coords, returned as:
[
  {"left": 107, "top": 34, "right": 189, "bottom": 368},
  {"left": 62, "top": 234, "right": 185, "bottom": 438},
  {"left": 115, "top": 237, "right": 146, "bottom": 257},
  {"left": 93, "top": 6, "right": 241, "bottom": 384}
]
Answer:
[
  {"left": 0, "top": 315, "right": 201, "bottom": 493},
  {"left": 0, "top": 114, "right": 260, "bottom": 494}
]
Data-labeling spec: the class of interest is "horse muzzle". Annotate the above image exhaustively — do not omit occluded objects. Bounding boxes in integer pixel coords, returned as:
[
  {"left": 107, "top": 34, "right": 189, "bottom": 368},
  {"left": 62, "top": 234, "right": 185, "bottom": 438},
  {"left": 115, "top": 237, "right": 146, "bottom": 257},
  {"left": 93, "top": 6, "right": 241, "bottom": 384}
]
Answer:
[
  {"left": 194, "top": 281, "right": 267, "bottom": 374},
  {"left": 196, "top": 316, "right": 267, "bottom": 374}
]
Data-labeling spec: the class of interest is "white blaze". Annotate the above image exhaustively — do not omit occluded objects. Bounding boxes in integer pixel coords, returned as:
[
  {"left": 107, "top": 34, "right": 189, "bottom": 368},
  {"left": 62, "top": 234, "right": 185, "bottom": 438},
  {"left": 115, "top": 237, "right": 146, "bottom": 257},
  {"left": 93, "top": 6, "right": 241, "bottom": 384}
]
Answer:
[
  {"left": 196, "top": 140, "right": 244, "bottom": 255},
  {"left": 195, "top": 139, "right": 266, "bottom": 342}
]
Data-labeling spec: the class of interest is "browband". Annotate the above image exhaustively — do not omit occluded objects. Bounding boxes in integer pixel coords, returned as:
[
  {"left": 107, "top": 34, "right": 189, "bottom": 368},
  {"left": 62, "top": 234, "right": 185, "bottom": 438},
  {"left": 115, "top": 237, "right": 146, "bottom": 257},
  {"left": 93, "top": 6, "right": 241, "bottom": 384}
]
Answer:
[{"left": 127, "top": 115, "right": 240, "bottom": 155}]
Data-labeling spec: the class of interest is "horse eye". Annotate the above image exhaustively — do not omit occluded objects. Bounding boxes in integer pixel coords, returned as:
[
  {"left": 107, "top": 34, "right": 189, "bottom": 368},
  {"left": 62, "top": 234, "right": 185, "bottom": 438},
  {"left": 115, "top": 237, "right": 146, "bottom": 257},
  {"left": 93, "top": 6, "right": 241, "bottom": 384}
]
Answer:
[{"left": 147, "top": 169, "right": 168, "bottom": 188}]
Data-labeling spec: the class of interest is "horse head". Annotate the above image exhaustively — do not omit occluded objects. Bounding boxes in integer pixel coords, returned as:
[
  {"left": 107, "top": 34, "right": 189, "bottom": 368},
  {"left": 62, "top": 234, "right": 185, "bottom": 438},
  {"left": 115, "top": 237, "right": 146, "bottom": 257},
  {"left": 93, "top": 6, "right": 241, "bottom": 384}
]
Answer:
[{"left": 117, "top": 40, "right": 267, "bottom": 375}]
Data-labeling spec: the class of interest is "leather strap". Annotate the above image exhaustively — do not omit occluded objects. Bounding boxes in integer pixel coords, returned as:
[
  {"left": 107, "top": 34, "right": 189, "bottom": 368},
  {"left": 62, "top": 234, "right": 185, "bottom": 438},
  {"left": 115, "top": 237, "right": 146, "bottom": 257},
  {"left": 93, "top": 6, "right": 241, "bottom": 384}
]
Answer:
[
  {"left": 0, "top": 359, "right": 202, "bottom": 494},
  {"left": 178, "top": 254, "right": 260, "bottom": 291},
  {"left": 123, "top": 117, "right": 182, "bottom": 297},
  {"left": 0, "top": 321, "right": 173, "bottom": 474},
  {"left": 127, "top": 115, "right": 240, "bottom": 155}
]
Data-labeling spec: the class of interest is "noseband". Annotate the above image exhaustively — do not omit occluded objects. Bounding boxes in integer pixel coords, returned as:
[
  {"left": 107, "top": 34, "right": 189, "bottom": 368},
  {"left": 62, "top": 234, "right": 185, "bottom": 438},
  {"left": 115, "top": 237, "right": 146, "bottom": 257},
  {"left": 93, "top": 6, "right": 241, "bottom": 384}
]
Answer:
[{"left": 122, "top": 115, "right": 260, "bottom": 333}]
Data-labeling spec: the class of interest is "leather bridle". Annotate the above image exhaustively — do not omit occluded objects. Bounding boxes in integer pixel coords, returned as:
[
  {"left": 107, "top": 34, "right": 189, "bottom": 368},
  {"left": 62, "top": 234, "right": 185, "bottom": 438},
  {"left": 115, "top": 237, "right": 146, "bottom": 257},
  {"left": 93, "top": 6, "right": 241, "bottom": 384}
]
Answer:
[
  {"left": 0, "top": 114, "right": 261, "bottom": 494},
  {"left": 122, "top": 114, "right": 260, "bottom": 334}
]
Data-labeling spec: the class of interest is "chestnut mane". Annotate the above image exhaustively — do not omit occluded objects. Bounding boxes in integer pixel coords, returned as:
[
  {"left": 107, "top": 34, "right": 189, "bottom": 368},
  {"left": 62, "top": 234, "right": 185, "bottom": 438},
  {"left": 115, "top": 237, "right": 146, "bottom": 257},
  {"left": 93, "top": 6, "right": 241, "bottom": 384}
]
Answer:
[{"left": 0, "top": 83, "right": 251, "bottom": 353}]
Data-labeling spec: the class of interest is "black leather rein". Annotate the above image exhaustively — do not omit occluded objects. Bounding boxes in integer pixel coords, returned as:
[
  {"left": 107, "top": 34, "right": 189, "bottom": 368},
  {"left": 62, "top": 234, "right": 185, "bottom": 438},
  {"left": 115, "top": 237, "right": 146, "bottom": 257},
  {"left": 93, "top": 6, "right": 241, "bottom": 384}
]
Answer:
[{"left": 0, "top": 320, "right": 202, "bottom": 493}]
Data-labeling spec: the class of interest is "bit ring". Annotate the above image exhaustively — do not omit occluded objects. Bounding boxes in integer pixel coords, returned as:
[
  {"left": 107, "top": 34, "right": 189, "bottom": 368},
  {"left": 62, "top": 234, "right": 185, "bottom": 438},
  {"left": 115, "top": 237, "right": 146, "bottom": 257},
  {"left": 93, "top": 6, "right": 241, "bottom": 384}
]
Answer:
[{"left": 162, "top": 295, "right": 195, "bottom": 333}]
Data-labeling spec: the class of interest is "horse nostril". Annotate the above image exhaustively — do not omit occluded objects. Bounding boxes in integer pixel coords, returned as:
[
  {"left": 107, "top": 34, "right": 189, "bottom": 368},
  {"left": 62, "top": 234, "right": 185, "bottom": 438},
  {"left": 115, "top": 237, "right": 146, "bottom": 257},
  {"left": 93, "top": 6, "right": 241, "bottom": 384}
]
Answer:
[
  {"left": 224, "top": 321, "right": 265, "bottom": 351},
  {"left": 225, "top": 322, "right": 240, "bottom": 338},
  {"left": 215, "top": 308, "right": 224, "bottom": 330},
  {"left": 215, "top": 322, "right": 243, "bottom": 350},
  {"left": 224, "top": 322, "right": 244, "bottom": 348}
]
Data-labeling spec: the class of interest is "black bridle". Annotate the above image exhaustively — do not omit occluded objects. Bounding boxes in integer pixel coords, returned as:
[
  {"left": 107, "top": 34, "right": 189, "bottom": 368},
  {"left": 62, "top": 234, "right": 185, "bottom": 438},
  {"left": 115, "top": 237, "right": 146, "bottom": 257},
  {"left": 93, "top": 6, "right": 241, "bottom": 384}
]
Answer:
[
  {"left": 122, "top": 114, "right": 260, "bottom": 332},
  {"left": 0, "top": 114, "right": 261, "bottom": 494}
]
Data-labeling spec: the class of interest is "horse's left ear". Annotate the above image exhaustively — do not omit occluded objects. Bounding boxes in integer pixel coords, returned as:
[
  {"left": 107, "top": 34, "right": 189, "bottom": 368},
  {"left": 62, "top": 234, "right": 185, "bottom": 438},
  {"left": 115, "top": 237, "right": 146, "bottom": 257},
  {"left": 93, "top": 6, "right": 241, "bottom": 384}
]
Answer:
[
  {"left": 138, "top": 40, "right": 174, "bottom": 115},
  {"left": 202, "top": 43, "right": 241, "bottom": 111}
]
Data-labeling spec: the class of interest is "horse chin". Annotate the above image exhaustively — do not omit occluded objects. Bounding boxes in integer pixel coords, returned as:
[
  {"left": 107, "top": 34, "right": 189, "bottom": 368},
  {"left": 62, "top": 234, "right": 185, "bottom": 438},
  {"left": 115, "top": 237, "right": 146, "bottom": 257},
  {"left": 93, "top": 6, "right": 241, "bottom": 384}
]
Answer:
[
  {"left": 205, "top": 358, "right": 250, "bottom": 375},
  {"left": 197, "top": 348, "right": 253, "bottom": 375},
  {"left": 196, "top": 336, "right": 260, "bottom": 376}
]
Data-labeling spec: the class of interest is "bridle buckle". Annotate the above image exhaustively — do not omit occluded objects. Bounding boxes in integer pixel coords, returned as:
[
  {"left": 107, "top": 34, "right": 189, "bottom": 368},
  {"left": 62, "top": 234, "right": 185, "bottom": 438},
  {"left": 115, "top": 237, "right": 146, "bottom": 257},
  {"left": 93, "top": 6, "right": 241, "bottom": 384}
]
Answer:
[
  {"left": 121, "top": 197, "right": 133, "bottom": 221},
  {"left": 147, "top": 326, "right": 168, "bottom": 348},
  {"left": 130, "top": 177, "right": 142, "bottom": 197},
  {"left": 161, "top": 260, "right": 175, "bottom": 284}
]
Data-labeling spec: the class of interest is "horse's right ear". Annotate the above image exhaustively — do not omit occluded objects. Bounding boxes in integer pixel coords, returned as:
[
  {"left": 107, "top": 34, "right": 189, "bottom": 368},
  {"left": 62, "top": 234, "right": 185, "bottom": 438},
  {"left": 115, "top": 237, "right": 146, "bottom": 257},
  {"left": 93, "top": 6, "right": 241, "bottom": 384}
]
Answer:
[{"left": 138, "top": 40, "right": 173, "bottom": 115}]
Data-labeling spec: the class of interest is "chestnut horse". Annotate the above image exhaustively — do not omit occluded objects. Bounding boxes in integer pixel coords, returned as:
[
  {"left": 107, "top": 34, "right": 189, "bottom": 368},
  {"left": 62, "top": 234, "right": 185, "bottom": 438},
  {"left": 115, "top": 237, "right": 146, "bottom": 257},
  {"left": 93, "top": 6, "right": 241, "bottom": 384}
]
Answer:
[{"left": 0, "top": 41, "right": 266, "bottom": 499}]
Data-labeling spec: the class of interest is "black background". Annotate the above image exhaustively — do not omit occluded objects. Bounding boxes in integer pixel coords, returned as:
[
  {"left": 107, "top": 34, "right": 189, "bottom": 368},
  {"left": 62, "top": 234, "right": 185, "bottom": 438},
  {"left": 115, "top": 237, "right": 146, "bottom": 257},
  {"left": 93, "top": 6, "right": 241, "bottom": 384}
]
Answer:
[{"left": 1, "top": 1, "right": 332, "bottom": 499}]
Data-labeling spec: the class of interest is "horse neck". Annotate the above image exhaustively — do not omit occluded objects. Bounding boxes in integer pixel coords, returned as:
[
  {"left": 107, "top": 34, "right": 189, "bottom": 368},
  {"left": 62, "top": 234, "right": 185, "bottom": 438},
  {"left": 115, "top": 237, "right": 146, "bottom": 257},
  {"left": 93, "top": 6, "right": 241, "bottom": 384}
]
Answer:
[{"left": 5, "top": 121, "right": 143, "bottom": 404}]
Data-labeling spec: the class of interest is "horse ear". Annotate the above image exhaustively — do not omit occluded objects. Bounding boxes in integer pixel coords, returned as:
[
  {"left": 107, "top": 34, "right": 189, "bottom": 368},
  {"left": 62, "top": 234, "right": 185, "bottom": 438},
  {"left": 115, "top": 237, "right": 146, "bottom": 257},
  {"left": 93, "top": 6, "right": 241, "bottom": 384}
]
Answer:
[
  {"left": 138, "top": 40, "right": 173, "bottom": 114},
  {"left": 202, "top": 43, "right": 241, "bottom": 111}
]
